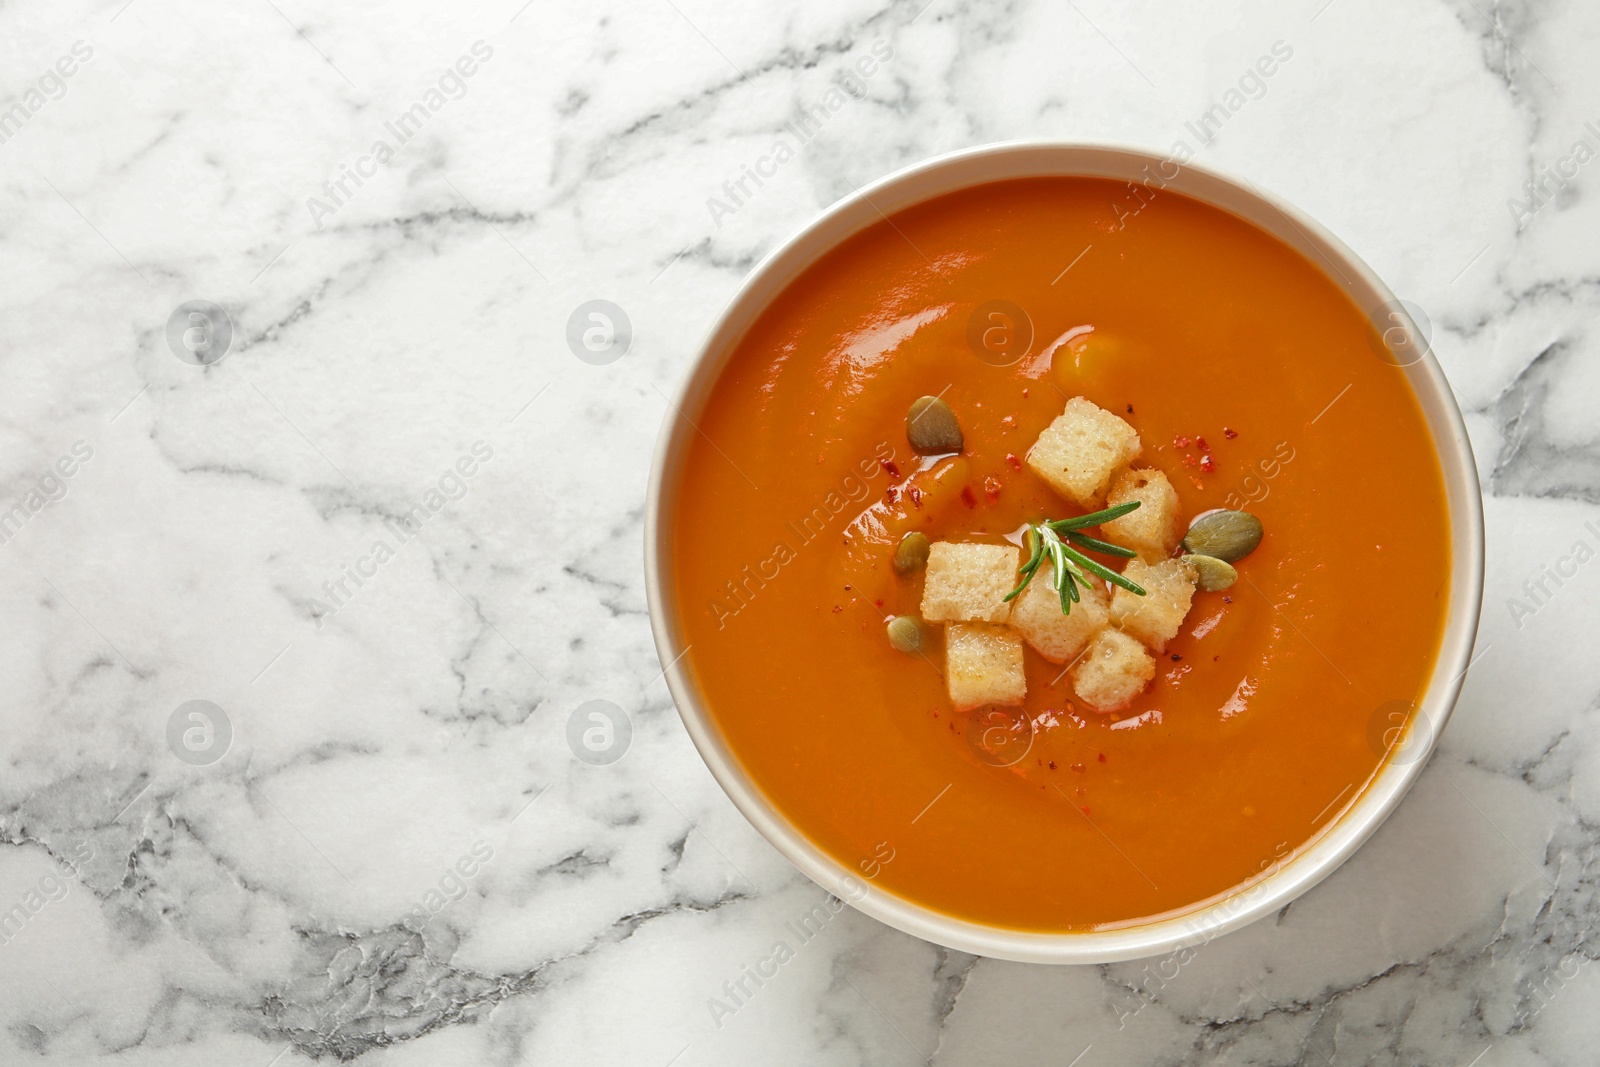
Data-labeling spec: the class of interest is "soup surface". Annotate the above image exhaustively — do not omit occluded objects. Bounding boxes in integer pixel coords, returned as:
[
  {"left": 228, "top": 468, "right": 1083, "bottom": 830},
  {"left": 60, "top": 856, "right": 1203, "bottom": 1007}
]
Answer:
[{"left": 671, "top": 176, "right": 1450, "bottom": 931}]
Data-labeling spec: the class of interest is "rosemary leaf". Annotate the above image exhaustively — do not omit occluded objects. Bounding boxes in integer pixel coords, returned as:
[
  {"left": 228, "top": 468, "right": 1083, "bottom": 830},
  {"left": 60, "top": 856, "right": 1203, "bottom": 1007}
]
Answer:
[
  {"left": 1046, "top": 500, "right": 1142, "bottom": 533},
  {"left": 1047, "top": 539, "right": 1080, "bottom": 612},
  {"left": 1005, "top": 527, "right": 1047, "bottom": 602},
  {"left": 1062, "top": 542, "right": 1147, "bottom": 595},
  {"left": 1066, "top": 530, "right": 1138, "bottom": 559}
]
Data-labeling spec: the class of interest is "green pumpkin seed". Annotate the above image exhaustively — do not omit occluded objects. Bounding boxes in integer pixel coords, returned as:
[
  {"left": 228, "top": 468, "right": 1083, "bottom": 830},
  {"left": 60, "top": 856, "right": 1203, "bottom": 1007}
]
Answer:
[
  {"left": 893, "top": 532, "right": 931, "bottom": 575},
  {"left": 1180, "top": 509, "right": 1263, "bottom": 562},
  {"left": 906, "top": 396, "right": 964, "bottom": 455},
  {"left": 887, "top": 614, "right": 924, "bottom": 654},
  {"left": 1181, "top": 554, "right": 1237, "bottom": 592}
]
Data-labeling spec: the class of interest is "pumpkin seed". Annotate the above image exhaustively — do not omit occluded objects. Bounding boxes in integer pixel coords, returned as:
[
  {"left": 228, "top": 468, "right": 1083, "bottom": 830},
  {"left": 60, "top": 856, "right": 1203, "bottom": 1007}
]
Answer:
[
  {"left": 1181, "top": 554, "right": 1237, "bottom": 592},
  {"left": 893, "top": 532, "right": 931, "bottom": 575},
  {"left": 906, "top": 396, "right": 964, "bottom": 454},
  {"left": 886, "top": 614, "right": 925, "bottom": 654},
  {"left": 1180, "top": 509, "right": 1263, "bottom": 562}
]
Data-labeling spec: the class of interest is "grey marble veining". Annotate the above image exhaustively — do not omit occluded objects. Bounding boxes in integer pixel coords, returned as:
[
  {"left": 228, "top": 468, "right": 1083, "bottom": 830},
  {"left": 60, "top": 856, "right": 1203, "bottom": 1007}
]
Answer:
[{"left": 1, "top": 0, "right": 1597, "bottom": 1063}]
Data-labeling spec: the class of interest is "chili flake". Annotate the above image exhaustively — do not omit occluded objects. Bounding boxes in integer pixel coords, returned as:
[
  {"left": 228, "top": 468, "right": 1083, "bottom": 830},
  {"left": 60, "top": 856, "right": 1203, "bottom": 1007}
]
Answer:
[
  {"left": 983, "top": 475, "right": 1002, "bottom": 502},
  {"left": 1005, "top": 452, "right": 1022, "bottom": 471},
  {"left": 1199, "top": 453, "right": 1216, "bottom": 472},
  {"left": 960, "top": 485, "right": 977, "bottom": 508},
  {"left": 1223, "top": 427, "right": 1238, "bottom": 439},
  {"left": 880, "top": 458, "right": 900, "bottom": 478}
]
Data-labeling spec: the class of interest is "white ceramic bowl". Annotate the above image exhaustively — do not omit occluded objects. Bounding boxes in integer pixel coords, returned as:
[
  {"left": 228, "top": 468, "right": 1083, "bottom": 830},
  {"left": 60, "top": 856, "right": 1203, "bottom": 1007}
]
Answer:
[{"left": 644, "top": 142, "right": 1485, "bottom": 964}]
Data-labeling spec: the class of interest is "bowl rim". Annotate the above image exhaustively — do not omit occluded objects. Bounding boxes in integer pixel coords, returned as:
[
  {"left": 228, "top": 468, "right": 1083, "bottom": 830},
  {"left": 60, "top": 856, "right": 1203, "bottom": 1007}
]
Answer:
[{"left": 643, "top": 139, "right": 1486, "bottom": 964}]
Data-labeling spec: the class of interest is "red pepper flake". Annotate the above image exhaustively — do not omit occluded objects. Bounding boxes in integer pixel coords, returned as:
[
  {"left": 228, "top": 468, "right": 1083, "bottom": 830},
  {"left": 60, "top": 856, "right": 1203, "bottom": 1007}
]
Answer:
[
  {"left": 1174, "top": 434, "right": 1191, "bottom": 449},
  {"left": 1070, "top": 762, "right": 1085, "bottom": 773},
  {"left": 880, "top": 458, "right": 900, "bottom": 478},
  {"left": 960, "top": 485, "right": 977, "bottom": 508},
  {"left": 1199, "top": 453, "right": 1216, "bottom": 473},
  {"left": 1000, "top": 415, "right": 1017, "bottom": 432},
  {"left": 1223, "top": 427, "right": 1238, "bottom": 439},
  {"left": 1022, "top": 387, "right": 1031, "bottom": 398},
  {"left": 1196, "top": 436, "right": 1210, "bottom": 452},
  {"left": 1048, "top": 760, "right": 1057, "bottom": 770},
  {"left": 1222, "top": 596, "right": 1232, "bottom": 603},
  {"left": 1080, "top": 806, "right": 1092, "bottom": 815},
  {"left": 1182, "top": 453, "right": 1198, "bottom": 468},
  {"left": 884, "top": 486, "right": 899, "bottom": 505},
  {"left": 1005, "top": 452, "right": 1022, "bottom": 471},
  {"left": 1126, "top": 404, "right": 1134, "bottom": 414},
  {"left": 873, "top": 599, "right": 883, "bottom": 608},
  {"left": 983, "top": 475, "right": 1002, "bottom": 502},
  {"left": 831, "top": 605, "right": 842, "bottom": 613},
  {"left": 1170, "top": 653, "right": 1182, "bottom": 662},
  {"left": 908, "top": 486, "right": 924, "bottom": 508},
  {"left": 843, "top": 584, "right": 851, "bottom": 591},
  {"left": 1097, "top": 753, "right": 1107, "bottom": 763}
]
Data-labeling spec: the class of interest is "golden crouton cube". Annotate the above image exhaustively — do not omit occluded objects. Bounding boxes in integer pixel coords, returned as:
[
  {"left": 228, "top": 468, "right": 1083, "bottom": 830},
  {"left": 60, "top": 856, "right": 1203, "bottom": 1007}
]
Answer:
[
  {"left": 1025, "top": 397, "right": 1141, "bottom": 508},
  {"left": 1072, "top": 628, "right": 1155, "bottom": 712},
  {"left": 1007, "top": 565, "right": 1109, "bottom": 664},
  {"left": 1102, "top": 468, "right": 1182, "bottom": 561},
  {"left": 921, "top": 542, "right": 1020, "bottom": 624},
  {"left": 945, "top": 622, "right": 1027, "bottom": 711},
  {"left": 1109, "top": 558, "right": 1197, "bottom": 651}
]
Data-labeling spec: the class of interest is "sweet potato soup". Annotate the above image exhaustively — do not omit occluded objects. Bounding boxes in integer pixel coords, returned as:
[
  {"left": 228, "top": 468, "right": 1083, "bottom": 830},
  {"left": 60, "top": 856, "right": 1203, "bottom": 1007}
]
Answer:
[{"left": 671, "top": 176, "right": 1450, "bottom": 931}]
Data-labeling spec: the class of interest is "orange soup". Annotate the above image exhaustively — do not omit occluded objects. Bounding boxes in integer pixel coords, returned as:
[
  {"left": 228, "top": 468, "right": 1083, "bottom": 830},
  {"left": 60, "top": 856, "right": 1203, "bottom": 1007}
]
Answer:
[{"left": 671, "top": 176, "right": 1450, "bottom": 931}]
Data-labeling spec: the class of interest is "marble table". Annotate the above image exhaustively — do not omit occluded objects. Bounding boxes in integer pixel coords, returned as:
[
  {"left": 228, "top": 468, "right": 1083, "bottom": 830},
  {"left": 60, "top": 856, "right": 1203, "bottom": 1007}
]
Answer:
[{"left": 1, "top": 0, "right": 1595, "bottom": 1063}]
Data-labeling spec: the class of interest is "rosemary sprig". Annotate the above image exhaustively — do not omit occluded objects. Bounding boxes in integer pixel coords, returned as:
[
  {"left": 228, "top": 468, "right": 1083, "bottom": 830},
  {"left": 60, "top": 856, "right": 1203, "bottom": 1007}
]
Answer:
[{"left": 1004, "top": 501, "right": 1148, "bottom": 614}]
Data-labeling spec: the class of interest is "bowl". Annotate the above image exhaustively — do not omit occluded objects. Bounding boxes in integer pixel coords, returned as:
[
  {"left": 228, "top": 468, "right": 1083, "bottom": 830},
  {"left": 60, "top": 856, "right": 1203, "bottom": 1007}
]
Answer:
[{"left": 644, "top": 142, "right": 1484, "bottom": 964}]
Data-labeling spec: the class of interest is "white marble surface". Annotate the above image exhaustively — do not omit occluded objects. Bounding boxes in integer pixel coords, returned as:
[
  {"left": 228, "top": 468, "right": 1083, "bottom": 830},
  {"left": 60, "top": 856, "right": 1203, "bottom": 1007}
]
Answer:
[{"left": 1, "top": 0, "right": 1597, "bottom": 1062}]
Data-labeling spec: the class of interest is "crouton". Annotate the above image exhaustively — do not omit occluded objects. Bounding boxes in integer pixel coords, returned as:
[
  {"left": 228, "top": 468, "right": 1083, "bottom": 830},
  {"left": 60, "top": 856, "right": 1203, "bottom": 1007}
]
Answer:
[
  {"left": 921, "top": 542, "right": 1019, "bottom": 624},
  {"left": 1025, "top": 397, "right": 1141, "bottom": 508},
  {"left": 1007, "top": 565, "right": 1109, "bottom": 663},
  {"left": 1072, "top": 628, "right": 1156, "bottom": 712},
  {"left": 1109, "top": 558, "right": 1197, "bottom": 651},
  {"left": 945, "top": 622, "right": 1027, "bottom": 711},
  {"left": 1102, "top": 468, "right": 1182, "bottom": 561}
]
